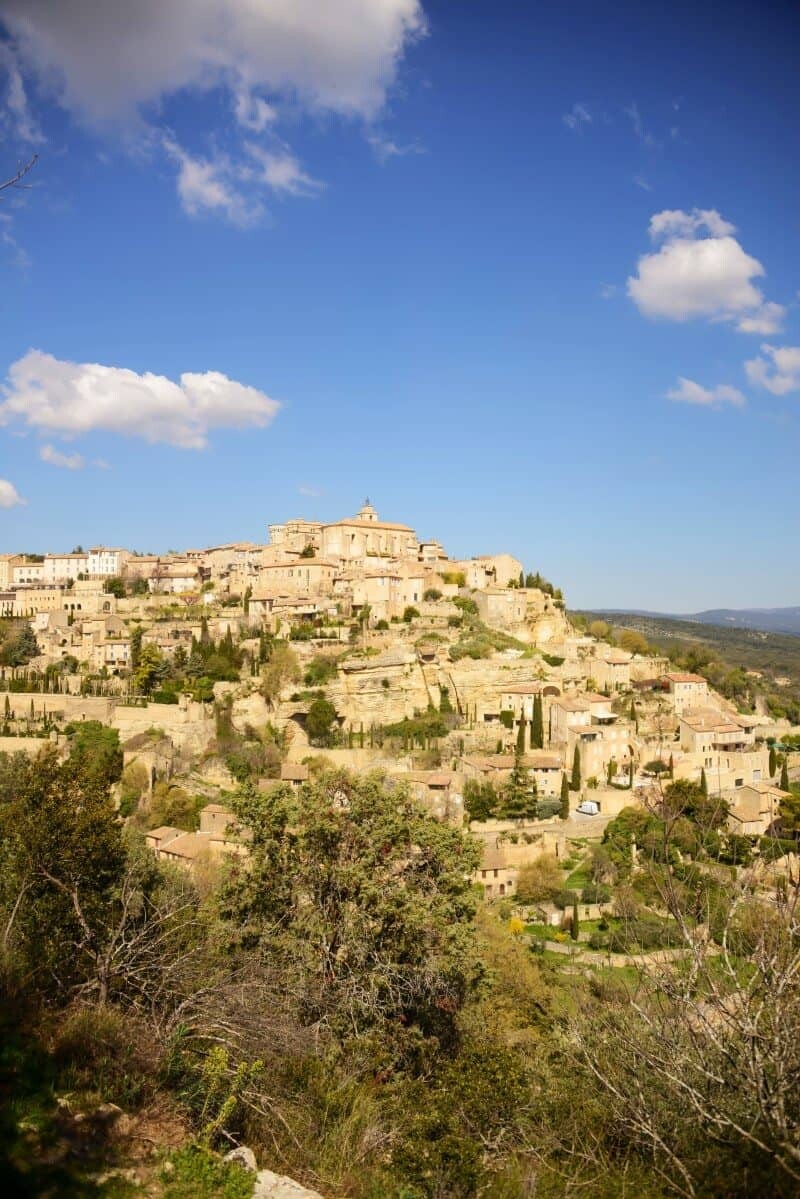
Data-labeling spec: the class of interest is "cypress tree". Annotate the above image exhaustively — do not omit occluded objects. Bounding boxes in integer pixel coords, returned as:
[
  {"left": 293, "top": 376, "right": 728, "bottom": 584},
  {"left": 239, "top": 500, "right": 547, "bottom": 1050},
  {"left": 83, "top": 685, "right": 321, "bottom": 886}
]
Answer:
[
  {"left": 560, "top": 772, "right": 570, "bottom": 820},
  {"left": 780, "top": 760, "right": 790, "bottom": 791},
  {"left": 571, "top": 898, "right": 580, "bottom": 941},
  {"left": 769, "top": 746, "right": 777, "bottom": 777},
  {"left": 532, "top": 694, "right": 544, "bottom": 749},
  {"left": 570, "top": 745, "right": 581, "bottom": 792},
  {"left": 4, "top": 695, "right": 10, "bottom": 719},
  {"left": 519, "top": 569, "right": 525, "bottom": 588},
  {"left": 700, "top": 767, "right": 708, "bottom": 797},
  {"left": 516, "top": 717, "right": 527, "bottom": 757},
  {"left": 668, "top": 753, "right": 674, "bottom": 779}
]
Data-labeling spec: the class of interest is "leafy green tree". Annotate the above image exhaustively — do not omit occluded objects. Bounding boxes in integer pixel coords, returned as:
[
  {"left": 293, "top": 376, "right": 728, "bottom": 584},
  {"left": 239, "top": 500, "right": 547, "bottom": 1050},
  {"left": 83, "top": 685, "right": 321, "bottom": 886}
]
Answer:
[
  {"left": 259, "top": 642, "right": 300, "bottom": 706},
  {"left": 570, "top": 745, "right": 581, "bottom": 791},
  {"left": 66, "top": 720, "right": 123, "bottom": 789},
  {"left": 0, "top": 747, "right": 126, "bottom": 997},
  {"left": 133, "top": 643, "right": 169, "bottom": 696},
  {"left": 130, "top": 624, "right": 143, "bottom": 671},
  {"left": 306, "top": 697, "right": 338, "bottom": 746},
  {"left": 515, "top": 853, "right": 562, "bottom": 902},
  {"left": 499, "top": 751, "right": 537, "bottom": 820},
  {"left": 532, "top": 694, "right": 544, "bottom": 749},
  {"left": 560, "top": 772, "right": 570, "bottom": 820},
  {"left": 664, "top": 778, "right": 729, "bottom": 833},
  {"left": 0, "top": 622, "right": 39, "bottom": 667},
  {"left": 224, "top": 771, "right": 480, "bottom": 1041},
  {"left": 103, "top": 576, "right": 126, "bottom": 598},
  {"left": 463, "top": 778, "right": 497, "bottom": 822}
]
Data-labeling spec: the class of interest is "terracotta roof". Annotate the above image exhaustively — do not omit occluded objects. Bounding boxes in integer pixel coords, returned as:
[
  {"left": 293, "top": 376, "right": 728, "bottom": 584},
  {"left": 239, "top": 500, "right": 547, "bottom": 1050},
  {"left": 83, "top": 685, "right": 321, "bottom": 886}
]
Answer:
[
  {"left": 501, "top": 683, "right": 543, "bottom": 695},
  {"left": 406, "top": 771, "right": 454, "bottom": 787},
  {"left": 463, "top": 753, "right": 561, "bottom": 771},
  {"left": 681, "top": 709, "right": 745, "bottom": 733},
  {"left": 280, "top": 764, "right": 310, "bottom": 782},
  {"left": 664, "top": 672, "right": 707, "bottom": 684},
  {"left": 159, "top": 832, "right": 219, "bottom": 861},
  {"left": 322, "top": 518, "right": 414, "bottom": 532},
  {"left": 146, "top": 826, "right": 183, "bottom": 843}
]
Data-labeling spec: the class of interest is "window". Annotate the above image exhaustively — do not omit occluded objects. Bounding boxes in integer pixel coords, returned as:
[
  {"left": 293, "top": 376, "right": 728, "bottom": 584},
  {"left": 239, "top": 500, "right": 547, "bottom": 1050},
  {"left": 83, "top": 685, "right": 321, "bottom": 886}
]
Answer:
[{"left": 735, "top": 778, "right": 743, "bottom": 788}]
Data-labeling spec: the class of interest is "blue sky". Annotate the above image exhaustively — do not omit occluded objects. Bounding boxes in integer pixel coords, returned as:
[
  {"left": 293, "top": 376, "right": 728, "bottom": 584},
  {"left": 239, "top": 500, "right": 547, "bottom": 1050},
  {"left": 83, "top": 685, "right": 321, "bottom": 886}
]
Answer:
[{"left": 0, "top": 0, "right": 798, "bottom": 610}]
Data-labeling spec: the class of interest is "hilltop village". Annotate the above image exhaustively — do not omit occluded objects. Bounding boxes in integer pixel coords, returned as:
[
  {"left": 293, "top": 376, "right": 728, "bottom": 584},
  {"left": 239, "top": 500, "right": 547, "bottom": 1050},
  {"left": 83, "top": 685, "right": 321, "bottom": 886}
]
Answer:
[{"left": 0, "top": 501, "right": 789, "bottom": 894}]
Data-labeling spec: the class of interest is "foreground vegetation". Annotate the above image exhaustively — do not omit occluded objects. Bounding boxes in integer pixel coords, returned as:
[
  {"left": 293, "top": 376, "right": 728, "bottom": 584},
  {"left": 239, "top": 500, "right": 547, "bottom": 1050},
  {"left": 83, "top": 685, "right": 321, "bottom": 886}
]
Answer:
[{"left": 2, "top": 744, "right": 800, "bottom": 1197}]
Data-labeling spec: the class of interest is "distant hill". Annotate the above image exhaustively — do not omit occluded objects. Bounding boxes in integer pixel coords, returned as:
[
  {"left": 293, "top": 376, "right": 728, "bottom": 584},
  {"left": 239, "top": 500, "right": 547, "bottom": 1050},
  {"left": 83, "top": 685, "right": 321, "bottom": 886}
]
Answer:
[{"left": 595, "top": 607, "right": 800, "bottom": 637}]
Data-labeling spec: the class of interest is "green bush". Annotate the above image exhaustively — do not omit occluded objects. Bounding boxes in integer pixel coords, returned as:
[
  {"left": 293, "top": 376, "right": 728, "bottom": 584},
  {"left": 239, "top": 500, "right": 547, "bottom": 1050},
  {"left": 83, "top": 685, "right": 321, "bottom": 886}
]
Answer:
[
  {"left": 161, "top": 1147, "right": 253, "bottom": 1199},
  {"left": 581, "top": 882, "right": 611, "bottom": 903}
]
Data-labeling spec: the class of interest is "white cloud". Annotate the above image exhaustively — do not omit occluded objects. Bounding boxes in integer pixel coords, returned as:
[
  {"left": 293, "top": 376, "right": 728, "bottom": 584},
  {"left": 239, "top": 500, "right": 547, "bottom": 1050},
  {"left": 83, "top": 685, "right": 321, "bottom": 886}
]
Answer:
[
  {"left": 628, "top": 208, "right": 783, "bottom": 331},
  {"left": 745, "top": 344, "right": 800, "bottom": 395},
  {"left": 633, "top": 175, "right": 652, "bottom": 191},
  {"left": 3, "top": 0, "right": 425, "bottom": 123},
  {"left": 624, "top": 101, "right": 655, "bottom": 147},
  {"left": 1, "top": 349, "right": 281, "bottom": 450},
  {"left": 0, "top": 41, "right": 44, "bottom": 143},
  {"left": 0, "top": 479, "right": 25, "bottom": 507},
  {"left": 736, "top": 302, "right": 786, "bottom": 335},
  {"left": 40, "top": 443, "right": 85, "bottom": 470},
  {"left": 563, "top": 103, "right": 592, "bottom": 131},
  {"left": 162, "top": 136, "right": 264, "bottom": 226},
  {"left": 648, "top": 208, "right": 736, "bottom": 241},
  {"left": 233, "top": 86, "right": 277, "bottom": 133},
  {"left": 666, "top": 378, "right": 745, "bottom": 409},
  {"left": 3, "top": 1, "right": 425, "bottom": 222},
  {"left": 298, "top": 484, "right": 322, "bottom": 497},
  {"left": 366, "top": 131, "right": 424, "bottom": 162},
  {"left": 244, "top": 143, "right": 322, "bottom": 196}
]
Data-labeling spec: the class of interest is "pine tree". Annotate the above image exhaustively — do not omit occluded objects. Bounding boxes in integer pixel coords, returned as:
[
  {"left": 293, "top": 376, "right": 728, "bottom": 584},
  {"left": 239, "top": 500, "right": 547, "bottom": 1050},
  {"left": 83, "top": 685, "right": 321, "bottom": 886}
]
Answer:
[
  {"left": 700, "top": 767, "right": 708, "bottom": 797},
  {"left": 780, "top": 760, "right": 790, "bottom": 791},
  {"left": 571, "top": 897, "right": 580, "bottom": 941},
  {"left": 500, "top": 750, "right": 537, "bottom": 821},
  {"left": 532, "top": 694, "right": 544, "bottom": 749},
  {"left": 769, "top": 746, "right": 777, "bottom": 777},
  {"left": 570, "top": 745, "right": 581, "bottom": 792},
  {"left": 560, "top": 772, "right": 570, "bottom": 820}
]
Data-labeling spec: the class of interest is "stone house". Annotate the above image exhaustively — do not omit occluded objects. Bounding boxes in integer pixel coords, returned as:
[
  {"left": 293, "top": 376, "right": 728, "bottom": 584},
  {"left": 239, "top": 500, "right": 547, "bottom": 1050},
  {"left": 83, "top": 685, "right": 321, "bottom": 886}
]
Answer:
[
  {"left": 726, "top": 783, "right": 787, "bottom": 837},
  {"left": 663, "top": 672, "right": 709, "bottom": 714},
  {"left": 591, "top": 648, "right": 632, "bottom": 693}
]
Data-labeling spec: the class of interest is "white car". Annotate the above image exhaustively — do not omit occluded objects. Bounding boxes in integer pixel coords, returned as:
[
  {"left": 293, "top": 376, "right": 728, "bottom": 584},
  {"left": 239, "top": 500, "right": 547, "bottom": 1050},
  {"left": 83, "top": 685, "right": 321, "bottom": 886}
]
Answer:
[{"left": 575, "top": 800, "right": 600, "bottom": 816}]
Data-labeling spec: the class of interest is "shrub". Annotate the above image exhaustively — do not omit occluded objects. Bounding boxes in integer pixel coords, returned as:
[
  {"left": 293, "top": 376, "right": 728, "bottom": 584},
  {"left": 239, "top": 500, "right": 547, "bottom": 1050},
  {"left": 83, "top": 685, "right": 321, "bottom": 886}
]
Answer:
[
  {"left": 581, "top": 882, "right": 611, "bottom": 903},
  {"left": 403, "top": 606, "right": 420, "bottom": 623},
  {"left": 424, "top": 588, "right": 442, "bottom": 601}
]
